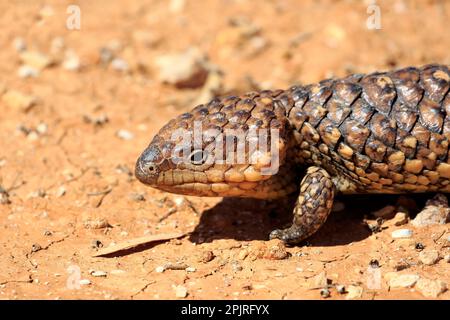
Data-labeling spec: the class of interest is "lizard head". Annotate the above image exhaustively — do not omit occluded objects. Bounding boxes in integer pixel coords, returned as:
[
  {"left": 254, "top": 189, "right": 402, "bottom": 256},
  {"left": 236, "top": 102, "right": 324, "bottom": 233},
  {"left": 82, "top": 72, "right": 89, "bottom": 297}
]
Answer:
[{"left": 135, "top": 93, "right": 297, "bottom": 198}]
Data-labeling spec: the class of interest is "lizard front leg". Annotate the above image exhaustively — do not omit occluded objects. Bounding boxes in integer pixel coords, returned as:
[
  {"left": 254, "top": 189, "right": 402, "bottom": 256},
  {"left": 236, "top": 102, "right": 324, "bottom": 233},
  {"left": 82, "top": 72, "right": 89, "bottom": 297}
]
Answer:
[{"left": 269, "top": 166, "right": 335, "bottom": 244}]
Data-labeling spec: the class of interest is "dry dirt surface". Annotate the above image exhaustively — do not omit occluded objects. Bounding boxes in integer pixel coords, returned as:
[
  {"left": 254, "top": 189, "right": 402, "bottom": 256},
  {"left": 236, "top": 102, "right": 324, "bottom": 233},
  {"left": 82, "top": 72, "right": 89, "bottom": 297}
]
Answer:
[{"left": 0, "top": 0, "right": 449, "bottom": 300}]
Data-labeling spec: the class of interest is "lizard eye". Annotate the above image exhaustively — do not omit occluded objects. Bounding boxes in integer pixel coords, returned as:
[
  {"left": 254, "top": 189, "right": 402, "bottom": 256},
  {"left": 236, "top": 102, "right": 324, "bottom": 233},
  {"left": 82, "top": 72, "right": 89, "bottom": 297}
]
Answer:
[{"left": 189, "top": 149, "right": 208, "bottom": 165}]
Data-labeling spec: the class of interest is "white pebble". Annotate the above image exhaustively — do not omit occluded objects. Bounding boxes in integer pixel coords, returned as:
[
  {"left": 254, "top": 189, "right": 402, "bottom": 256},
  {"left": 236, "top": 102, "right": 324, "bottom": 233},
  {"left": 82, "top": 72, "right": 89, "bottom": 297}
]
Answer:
[
  {"left": 63, "top": 50, "right": 81, "bottom": 71},
  {"left": 116, "top": 129, "right": 134, "bottom": 140},
  {"left": 175, "top": 285, "right": 188, "bottom": 298},
  {"left": 79, "top": 279, "right": 91, "bottom": 285},
  {"left": 13, "top": 37, "right": 26, "bottom": 52},
  {"left": 391, "top": 229, "right": 413, "bottom": 239},
  {"left": 185, "top": 267, "right": 196, "bottom": 273},
  {"left": 155, "top": 266, "right": 166, "bottom": 273},
  {"left": 18, "top": 65, "right": 39, "bottom": 78},
  {"left": 111, "top": 58, "right": 129, "bottom": 72}
]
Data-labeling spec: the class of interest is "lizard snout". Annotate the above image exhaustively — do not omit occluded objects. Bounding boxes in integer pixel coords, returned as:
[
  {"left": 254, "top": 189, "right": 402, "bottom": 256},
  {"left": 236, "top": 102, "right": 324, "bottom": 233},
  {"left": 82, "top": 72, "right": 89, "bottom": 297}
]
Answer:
[{"left": 135, "top": 145, "right": 162, "bottom": 186}]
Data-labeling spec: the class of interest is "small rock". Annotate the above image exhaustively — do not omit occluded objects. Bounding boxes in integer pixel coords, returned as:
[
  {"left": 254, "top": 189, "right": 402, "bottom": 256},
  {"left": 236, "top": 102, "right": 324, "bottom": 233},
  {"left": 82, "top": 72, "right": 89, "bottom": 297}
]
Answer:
[
  {"left": 79, "top": 279, "right": 91, "bottom": 286},
  {"left": 31, "top": 243, "right": 42, "bottom": 252},
  {"left": 19, "top": 51, "right": 53, "bottom": 71},
  {"left": 238, "top": 249, "right": 249, "bottom": 260},
  {"left": 55, "top": 186, "right": 66, "bottom": 197},
  {"left": 155, "top": 48, "right": 209, "bottom": 89},
  {"left": 83, "top": 217, "right": 111, "bottom": 229},
  {"left": 185, "top": 267, "right": 196, "bottom": 273},
  {"left": 263, "top": 240, "right": 289, "bottom": 260},
  {"left": 345, "top": 285, "right": 363, "bottom": 300},
  {"left": 62, "top": 50, "right": 81, "bottom": 71},
  {"left": 307, "top": 272, "right": 328, "bottom": 289},
  {"left": 412, "top": 194, "right": 449, "bottom": 227},
  {"left": 174, "top": 285, "right": 188, "bottom": 298},
  {"left": 90, "top": 270, "right": 107, "bottom": 277},
  {"left": 392, "top": 212, "right": 409, "bottom": 226},
  {"left": 111, "top": 58, "right": 129, "bottom": 72},
  {"left": 231, "top": 260, "right": 243, "bottom": 272},
  {"left": 116, "top": 129, "right": 134, "bottom": 140},
  {"left": 18, "top": 65, "right": 39, "bottom": 78},
  {"left": 336, "top": 285, "right": 346, "bottom": 294},
  {"left": 129, "top": 192, "right": 145, "bottom": 202},
  {"left": 387, "top": 273, "right": 419, "bottom": 288},
  {"left": 320, "top": 288, "right": 331, "bottom": 298},
  {"left": 391, "top": 229, "right": 413, "bottom": 239},
  {"left": 416, "top": 278, "right": 447, "bottom": 298},
  {"left": 444, "top": 254, "right": 450, "bottom": 263},
  {"left": 99, "top": 47, "right": 115, "bottom": 64},
  {"left": 199, "top": 250, "right": 215, "bottom": 263},
  {"left": 155, "top": 266, "right": 166, "bottom": 273},
  {"left": 2, "top": 90, "right": 37, "bottom": 112},
  {"left": 372, "top": 205, "right": 396, "bottom": 219},
  {"left": 418, "top": 250, "right": 440, "bottom": 266},
  {"left": 91, "top": 240, "right": 103, "bottom": 249},
  {"left": 12, "top": 37, "right": 26, "bottom": 52}
]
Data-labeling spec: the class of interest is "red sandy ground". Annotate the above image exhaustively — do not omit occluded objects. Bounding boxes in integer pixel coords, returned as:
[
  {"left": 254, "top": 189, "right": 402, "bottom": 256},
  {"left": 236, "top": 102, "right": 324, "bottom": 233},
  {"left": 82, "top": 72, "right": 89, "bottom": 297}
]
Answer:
[{"left": 0, "top": 0, "right": 449, "bottom": 299}]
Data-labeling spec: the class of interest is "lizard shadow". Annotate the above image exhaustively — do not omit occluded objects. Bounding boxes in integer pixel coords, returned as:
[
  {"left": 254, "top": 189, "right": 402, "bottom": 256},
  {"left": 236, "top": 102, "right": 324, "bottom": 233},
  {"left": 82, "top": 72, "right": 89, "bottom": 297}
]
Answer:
[{"left": 189, "top": 194, "right": 433, "bottom": 246}]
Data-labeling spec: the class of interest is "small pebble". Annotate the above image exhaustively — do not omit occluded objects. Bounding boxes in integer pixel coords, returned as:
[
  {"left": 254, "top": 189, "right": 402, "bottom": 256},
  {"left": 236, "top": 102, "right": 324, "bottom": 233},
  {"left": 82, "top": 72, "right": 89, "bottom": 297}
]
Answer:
[
  {"left": 62, "top": 50, "right": 81, "bottom": 71},
  {"left": 416, "top": 278, "right": 447, "bottom": 298},
  {"left": 18, "top": 65, "right": 39, "bottom": 78},
  {"left": 391, "top": 229, "right": 413, "bottom": 239},
  {"left": 19, "top": 51, "right": 53, "bottom": 71},
  {"left": 2, "top": 90, "right": 37, "bottom": 112},
  {"left": 79, "top": 279, "right": 91, "bottom": 286},
  {"left": 91, "top": 240, "right": 103, "bottom": 249},
  {"left": 12, "top": 37, "right": 26, "bottom": 52},
  {"left": 56, "top": 186, "right": 66, "bottom": 197},
  {"left": 199, "top": 250, "right": 215, "bottom": 263},
  {"left": 155, "top": 266, "right": 166, "bottom": 273},
  {"left": 83, "top": 218, "right": 110, "bottom": 229},
  {"left": 129, "top": 193, "right": 145, "bottom": 201},
  {"left": 345, "top": 285, "right": 363, "bottom": 300},
  {"left": 418, "top": 250, "right": 440, "bottom": 266},
  {"left": 185, "top": 267, "right": 196, "bottom": 273},
  {"left": 155, "top": 47, "right": 209, "bottom": 89},
  {"left": 307, "top": 272, "right": 328, "bottom": 289},
  {"left": 175, "top": 285, "right": 188, "bottom": 298},
  {"left": 336, "top": 285, "right": 346, "bottom": 294},
  {"left": 263, "top": 240, "right": 289, "bottom": 260},
  {"left": 320, "top": 288, "right": 331, "bottom": 298},
  {"left": 387, "top": 273, "right": 420, "bottom": 288},
  {"left": 393, "top": 212, "right": 409, "bottom": 226},
  {"left": 31, "top": 243, "right": 42, "bottom": 252},
  {"left": 90, "top": 270, "right": 107, "bottom": 277},
  {"left": 231, "top": 260, "right": 243, "bottom": 272},
  {"left": 116, "top": 129, "right": 134, "bottom": 140},
  {"left": 111, "top": 58, "right": 129, "bottom": 72}
]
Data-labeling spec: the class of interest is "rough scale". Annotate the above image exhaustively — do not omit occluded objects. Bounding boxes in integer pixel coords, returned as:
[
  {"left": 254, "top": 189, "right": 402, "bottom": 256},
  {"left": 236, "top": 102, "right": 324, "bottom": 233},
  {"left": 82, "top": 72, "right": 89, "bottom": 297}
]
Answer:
[{"left": 136, "top": 64, "right": 450, "bottom": 244}]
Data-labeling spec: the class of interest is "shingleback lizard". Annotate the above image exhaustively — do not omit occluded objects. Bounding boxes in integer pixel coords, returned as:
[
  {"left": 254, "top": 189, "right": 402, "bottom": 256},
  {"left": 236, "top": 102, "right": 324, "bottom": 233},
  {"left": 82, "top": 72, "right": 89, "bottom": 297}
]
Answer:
[{"left": 135, "top": 64, "right": 450, "bottom": 244}]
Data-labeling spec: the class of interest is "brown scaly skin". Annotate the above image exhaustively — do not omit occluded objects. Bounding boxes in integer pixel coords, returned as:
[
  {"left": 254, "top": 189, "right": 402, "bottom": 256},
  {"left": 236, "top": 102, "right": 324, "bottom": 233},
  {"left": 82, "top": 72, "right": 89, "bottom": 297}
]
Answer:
[{"left": 136, "top": 64, "right": 450, "bottom": 244}]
